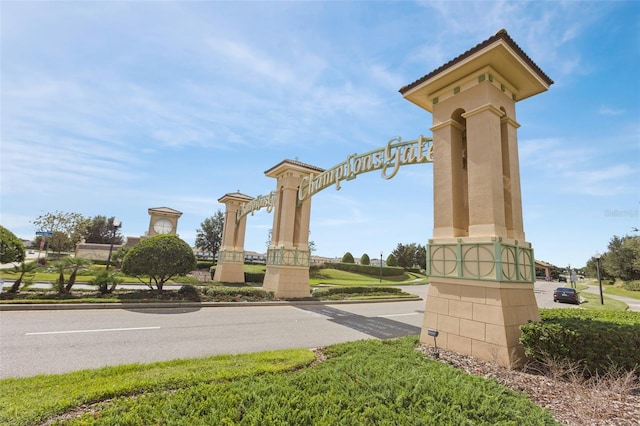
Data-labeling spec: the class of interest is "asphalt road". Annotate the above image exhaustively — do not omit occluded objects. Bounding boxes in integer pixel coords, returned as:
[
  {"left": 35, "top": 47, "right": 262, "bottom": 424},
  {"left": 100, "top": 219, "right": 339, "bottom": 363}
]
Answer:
[{"left": 0, "top": 281, "right": 634, "bottom": 378}]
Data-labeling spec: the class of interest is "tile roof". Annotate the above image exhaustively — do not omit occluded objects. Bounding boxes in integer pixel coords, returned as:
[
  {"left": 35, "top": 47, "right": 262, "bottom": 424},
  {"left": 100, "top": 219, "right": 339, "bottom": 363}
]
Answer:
[{"left": 399, "top": 29, "right": 553, "bottom": 95}]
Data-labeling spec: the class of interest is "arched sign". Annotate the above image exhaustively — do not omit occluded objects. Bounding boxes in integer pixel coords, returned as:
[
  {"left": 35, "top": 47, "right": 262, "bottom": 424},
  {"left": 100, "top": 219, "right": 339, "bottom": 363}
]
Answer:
[{"left": 236, "top": 135, "right": 432, "bottom": 222}]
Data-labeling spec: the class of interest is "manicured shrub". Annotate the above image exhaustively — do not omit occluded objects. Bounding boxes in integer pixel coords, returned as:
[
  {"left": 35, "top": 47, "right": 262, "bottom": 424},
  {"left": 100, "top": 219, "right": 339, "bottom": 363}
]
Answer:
[
  {"left": 244, "top": 272, "right": 265, "bottom": 283},
  {"left": 520, "top": 308, "right": 640, "bottom": 376},
  {"left": 312, "top": 286, "right": 403, "bottom": 299},
  {"left": 341, "top": 252, "right": 355, "bottom": 263}
]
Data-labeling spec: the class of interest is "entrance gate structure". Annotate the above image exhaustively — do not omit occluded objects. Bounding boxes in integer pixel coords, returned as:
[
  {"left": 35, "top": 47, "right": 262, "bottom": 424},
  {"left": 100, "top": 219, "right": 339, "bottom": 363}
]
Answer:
[
  {"left": 400, "top": 30, "right": 553, "bottom": 366},
  {"left": 214, "top": 30, "right": 553, "bottom": 367}
]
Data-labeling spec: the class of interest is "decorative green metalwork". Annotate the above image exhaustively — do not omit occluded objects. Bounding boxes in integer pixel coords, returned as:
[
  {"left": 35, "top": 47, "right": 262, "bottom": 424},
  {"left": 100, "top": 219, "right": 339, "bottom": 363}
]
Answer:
[
  {"left": 427, "top": 240, "right": 534, "bottom": 283},
  {"left": 266, "top": 247, "right": 310, "bottom": 267},
  {"left": 217, "top": 249, "right": 245, "bottom": 263}
]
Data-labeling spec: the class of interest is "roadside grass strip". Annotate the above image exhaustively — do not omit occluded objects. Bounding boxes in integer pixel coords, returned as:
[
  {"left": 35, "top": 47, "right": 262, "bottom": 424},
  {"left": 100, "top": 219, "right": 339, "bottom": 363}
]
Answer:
[
  {"left": 2, "top": 337, "right": 557, "bottom": 425},
  {"left": 0, "top": 350, "right": 315, "bottom": 426}
]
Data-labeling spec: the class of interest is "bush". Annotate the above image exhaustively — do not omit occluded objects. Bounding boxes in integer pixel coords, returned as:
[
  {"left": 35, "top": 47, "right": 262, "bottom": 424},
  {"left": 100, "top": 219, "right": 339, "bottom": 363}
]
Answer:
[
  {"left": 520, "top": 309, "right": 640, "bottom": 376},
  {"left": 622, "top": 280, "right": 640, "bottom": 291},
  {"left": 312, "top": 286, "right": 402, "bottom": 299},
  {"left": 178, "top": 284, "right": 199, "bottom": 297},
  {"left": 200, "top": 286, "right": 272, "bottom": 301},
  {"left": 360, "top": 253, "right": 370, "bottom": 265},
  {"left": 0, "top": 225, "right": 25, "bottom": 264},
  {"left": 244, "top": 272, "right": 265, "bottom": 283},
  {"left": 88, "top": 270, "right": 123, "bottom": 294},
  {"left": 341, "top": 252, "right": 355, "bottom": 263},
  {"left": 196, "top": 261, "right": 214, "bottom": 270}
]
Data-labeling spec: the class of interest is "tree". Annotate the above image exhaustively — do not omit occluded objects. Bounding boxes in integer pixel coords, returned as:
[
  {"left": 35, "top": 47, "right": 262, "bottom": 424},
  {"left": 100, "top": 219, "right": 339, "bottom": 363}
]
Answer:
[
  {"left": 7, "top": 261, "right": 37, "bottom": 293},
  {"left": 47, "top": 257, "right": 92, "bottom": 293},
  {"left": 195, "top": 210, "right": 224, "bottom": 260},
  {"left": 84, "top": 216, "right": 124, "bottom": 244},
  {"left": 32, "top": 211, "right": 87, "bottom": 254},
  {"left": 0, "top": 225, "right": 25, "bottom": 263},
  {"left": 386, "top": 253, "right": 398, "bottom": 267},
  {"left": 122, "top": 235, "right": 197, "bottom": 291},
  {"left": 392, "top": 243, "right": 419, "bottom": 269},
  {"left": 360, "top": 253, "right": 370, "bottom": 265},
  {"left": 342, "top": 252, "right": 355, "bottom": 263},
  {"left": 89, "top": 270, "right": 123, "bottom": 294},
  {"left": 416, "top": 244, "right": 427, "bottom": 270},
  {"left": 602, "top": 235, "right": 640, "bottom": 282}
]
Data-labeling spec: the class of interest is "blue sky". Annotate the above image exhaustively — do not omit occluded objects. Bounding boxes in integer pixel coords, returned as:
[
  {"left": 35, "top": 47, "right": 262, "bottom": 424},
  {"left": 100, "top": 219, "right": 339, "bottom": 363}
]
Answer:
[{"left": 1, "top": 1, "right": 638, "bottom": 269}]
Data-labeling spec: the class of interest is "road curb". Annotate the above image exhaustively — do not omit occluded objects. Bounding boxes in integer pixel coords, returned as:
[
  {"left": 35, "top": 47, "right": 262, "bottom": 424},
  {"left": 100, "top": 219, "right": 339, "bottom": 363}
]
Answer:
[{"left": 0, "top": 297, "right": 423, "bottom": 311}]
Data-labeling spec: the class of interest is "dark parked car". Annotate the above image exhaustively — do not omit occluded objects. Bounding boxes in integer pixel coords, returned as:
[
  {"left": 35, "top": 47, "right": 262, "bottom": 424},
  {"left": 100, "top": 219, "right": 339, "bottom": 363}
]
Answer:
[
  {"left": 558, "top": 276, "right": 567, "bottom": 283},
  {"left": 553, "top": 287, "right": 580, "bottom": 305}
]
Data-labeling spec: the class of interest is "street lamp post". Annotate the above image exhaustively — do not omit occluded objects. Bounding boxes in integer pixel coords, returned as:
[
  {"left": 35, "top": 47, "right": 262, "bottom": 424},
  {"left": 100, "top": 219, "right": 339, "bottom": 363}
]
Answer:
[
  {"left": 106, "top": 218, "right": 122, "bottom": 270},
  {"left": 595, "top": 252, "right": 604, "bottom": 305},
  {"left": 379, "top": 251, "right": 383, "bottom": 283}
]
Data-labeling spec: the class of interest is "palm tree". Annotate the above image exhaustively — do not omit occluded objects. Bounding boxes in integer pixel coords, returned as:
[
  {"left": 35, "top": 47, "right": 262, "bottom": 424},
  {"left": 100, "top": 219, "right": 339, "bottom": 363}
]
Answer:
[
  {"left": 64, "top": 257, "right": 93, "bottom": 293},
  {"left": 7, "top": 261, "right": 38, "bottom": 293}
]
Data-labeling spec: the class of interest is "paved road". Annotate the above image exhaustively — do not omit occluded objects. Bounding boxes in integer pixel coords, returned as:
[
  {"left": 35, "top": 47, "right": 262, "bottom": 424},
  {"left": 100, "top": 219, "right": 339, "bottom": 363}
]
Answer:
[{"left": 1, "top": 282, "right": 636, "bottom": 378}]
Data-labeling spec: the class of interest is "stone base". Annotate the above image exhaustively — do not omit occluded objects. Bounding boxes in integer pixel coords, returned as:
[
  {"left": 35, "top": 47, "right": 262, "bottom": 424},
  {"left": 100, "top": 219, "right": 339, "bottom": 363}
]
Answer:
[
  {"left": 420, "top": 277, "right": 540, "bottom": 367},
  {"left": 263, "top": 265, "right": 310, "bottom": 299},
  {"left": 213, "top": 261, "right": 245, "bottom": 283}
]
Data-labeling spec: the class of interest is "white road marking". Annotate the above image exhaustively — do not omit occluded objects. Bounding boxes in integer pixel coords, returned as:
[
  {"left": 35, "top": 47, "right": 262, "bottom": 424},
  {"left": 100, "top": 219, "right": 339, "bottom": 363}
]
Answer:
[{"left": 26, "top": 326, "right": 160, "bottom": 336}]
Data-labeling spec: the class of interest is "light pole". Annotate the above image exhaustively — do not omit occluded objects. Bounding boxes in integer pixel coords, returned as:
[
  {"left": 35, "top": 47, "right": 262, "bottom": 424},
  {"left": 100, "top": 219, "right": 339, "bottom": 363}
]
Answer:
[
  {"left": 379, "top": 251, "right": 383, "bottom": 283},
  {"left": 595, "top": 252, "right": 604, "bottom": 305},
  {"left": 106, "top": 218, "right": 122, "bottom": 270}
]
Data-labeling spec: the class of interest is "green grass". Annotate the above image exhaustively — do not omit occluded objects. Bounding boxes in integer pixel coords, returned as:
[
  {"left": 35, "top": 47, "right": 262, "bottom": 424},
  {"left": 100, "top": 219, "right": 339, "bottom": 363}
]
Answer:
[
  {"left": 310, "top": 268, "right": 427, "bottom": 286},
  {"left": 0, "top": 337, "right": 557, "bottom": 426},
  {"left": 604, "top": 285, "right": 640, "bottom": 300},
  {"left": 579, "top": 291, "right": 629, "bottom": 311},
  {"left": 0, "top": 349, "right": 314, "bottom": 426}
]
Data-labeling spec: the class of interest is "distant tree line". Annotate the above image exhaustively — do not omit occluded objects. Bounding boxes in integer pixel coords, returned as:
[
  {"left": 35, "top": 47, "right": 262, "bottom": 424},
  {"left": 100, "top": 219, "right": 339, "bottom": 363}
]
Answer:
[
  {"left": 340, "top": 243, "right": 427, "bottom": 270},
  {"left": 585, "top": 234, "right": 640, "bottom": 283}
]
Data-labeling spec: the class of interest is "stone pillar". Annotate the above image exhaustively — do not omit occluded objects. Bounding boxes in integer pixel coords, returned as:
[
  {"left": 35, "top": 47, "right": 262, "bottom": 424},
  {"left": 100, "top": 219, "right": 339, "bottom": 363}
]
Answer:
[
  {"left": 400, "top": 30, "right": 553, "bottom": 366},
  {"left": 213, "top": 192, "right": 253, "bottom": 283},
  {"left": 263, "top": 160, "right": 323, "bottom": 299}
]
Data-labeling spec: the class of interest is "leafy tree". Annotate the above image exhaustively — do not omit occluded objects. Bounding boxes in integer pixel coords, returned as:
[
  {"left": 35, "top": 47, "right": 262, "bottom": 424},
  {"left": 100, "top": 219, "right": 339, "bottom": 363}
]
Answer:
[
  {"left": 342, "top": 252, "right": 355, "bottom": 263},
  {"left": 111, "top": 246, "right": 131, "bottom": 270},
  {"left": 122, "top": 235, "right": 197, "bottom": 291},
  {"left": 392, "top": 243, "right": 419, "bottom": 268},
  {"left": 601, "top": 235, "right": 640, "bottom": 282},
  {"left": 32, "top": 211, "right": 87, "bottom": 254},
  {"left": 7, "top": 261, "right": 37, "bottom": 293},
  {"left": 360, "top": 253, "right": 370, "bottom": 265},
  {"left": 84, "top": 216, "right": 124, "bottom": 244},
  {"left": 416, "top": 244, "right": 427, "bottom": 270},
  {"left": 0, "top": 225, "right": 25, "bottom": 263},
  {"left": 386, "top": 253, "right": 398, "bottom": 267},
  {"left": 195, "top": 210, "right": 224, "bottom": 260}
]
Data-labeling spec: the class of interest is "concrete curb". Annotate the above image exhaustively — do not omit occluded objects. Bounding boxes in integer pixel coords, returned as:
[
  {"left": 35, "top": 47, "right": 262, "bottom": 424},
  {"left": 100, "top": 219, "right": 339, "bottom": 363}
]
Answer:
[{"left": 0, "top": 297, "right": 423, "bottom": 311}]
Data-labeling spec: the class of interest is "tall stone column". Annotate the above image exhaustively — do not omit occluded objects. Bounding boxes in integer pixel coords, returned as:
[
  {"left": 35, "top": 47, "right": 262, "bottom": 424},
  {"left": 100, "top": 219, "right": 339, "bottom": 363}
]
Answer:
[
  {"left": 400, "top": 30, "right": 553, "bottom": 366},
  {"left": 263, "top": 159, "right": 323, "bottom": 299},
  {"left": 213, "top": 192, "right": 253, "bottom": 283}
]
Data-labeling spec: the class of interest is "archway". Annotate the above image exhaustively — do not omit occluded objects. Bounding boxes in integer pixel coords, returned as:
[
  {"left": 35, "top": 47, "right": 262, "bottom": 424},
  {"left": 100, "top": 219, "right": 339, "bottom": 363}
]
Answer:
[{"left": 215, "top": 30, "right": 553, "bottom": 367}]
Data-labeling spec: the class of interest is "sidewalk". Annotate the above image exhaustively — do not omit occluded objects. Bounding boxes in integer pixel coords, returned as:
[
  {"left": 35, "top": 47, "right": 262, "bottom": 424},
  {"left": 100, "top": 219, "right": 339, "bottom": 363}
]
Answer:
[{"left": 580, "top": 284, "right": 640, "bottom": 312}]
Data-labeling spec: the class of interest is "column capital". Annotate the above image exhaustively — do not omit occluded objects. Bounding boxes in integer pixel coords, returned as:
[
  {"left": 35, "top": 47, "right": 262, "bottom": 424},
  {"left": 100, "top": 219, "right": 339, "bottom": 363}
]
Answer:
[{"left": 462, "top": 103, "right": 504, "bottom": 120}]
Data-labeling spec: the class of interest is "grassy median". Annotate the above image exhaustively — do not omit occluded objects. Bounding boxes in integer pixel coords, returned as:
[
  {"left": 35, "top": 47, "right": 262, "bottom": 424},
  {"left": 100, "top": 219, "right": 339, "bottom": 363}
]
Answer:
[{"left": 0, "top": 337, "right": 557, "bottom": 425}]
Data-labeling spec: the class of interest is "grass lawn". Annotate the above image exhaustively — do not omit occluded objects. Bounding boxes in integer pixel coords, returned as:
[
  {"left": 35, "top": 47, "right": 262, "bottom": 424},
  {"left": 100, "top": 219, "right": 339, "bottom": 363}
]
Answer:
[{"left": 0, "top": 337, "right": 557, "bottom": 426}]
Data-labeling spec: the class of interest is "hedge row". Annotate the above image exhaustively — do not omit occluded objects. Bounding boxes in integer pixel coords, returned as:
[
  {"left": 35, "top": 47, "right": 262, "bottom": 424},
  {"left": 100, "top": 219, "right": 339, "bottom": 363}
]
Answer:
[
  {"left": 312, "top": 286, "right": 403, "bottom": 297},
  {"left": 199, "top": 286, "right": 273, "bottom": 301},
  {"left": 322, "top": 262, "right": 405, "bottom": 277},
  {"left": 520, "top": 309, "right": 640, "bottom": 376}
]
